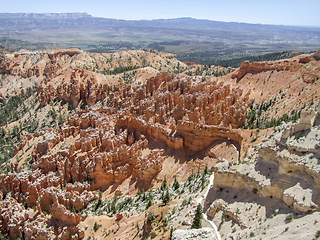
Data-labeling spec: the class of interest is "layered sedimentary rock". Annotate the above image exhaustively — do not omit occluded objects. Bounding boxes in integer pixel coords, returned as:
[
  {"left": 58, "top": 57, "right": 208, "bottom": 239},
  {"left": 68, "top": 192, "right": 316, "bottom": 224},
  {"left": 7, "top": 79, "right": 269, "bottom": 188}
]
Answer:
[
  {"left": 281, "top": 108, "right": 316, "bottom": 138},
  {"left": 231, "top": 60, "right": 291, "bottom": 80}
]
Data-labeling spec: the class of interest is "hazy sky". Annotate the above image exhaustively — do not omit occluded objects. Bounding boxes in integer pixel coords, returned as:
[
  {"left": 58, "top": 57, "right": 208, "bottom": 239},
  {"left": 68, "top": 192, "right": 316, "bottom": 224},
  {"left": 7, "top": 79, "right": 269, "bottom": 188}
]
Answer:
[{"left": 1, "top": 0, "right": 320, "bottom": 27}]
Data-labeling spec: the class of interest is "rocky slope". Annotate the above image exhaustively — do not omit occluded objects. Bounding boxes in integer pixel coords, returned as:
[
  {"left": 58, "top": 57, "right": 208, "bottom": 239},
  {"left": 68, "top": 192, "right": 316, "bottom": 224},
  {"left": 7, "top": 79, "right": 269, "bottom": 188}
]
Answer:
[
  {"left": 205, "top": 106, "right": 320, "bottom": 239},
  {"left": 0, "top": 46, "right": 319, "bottom": 239}
]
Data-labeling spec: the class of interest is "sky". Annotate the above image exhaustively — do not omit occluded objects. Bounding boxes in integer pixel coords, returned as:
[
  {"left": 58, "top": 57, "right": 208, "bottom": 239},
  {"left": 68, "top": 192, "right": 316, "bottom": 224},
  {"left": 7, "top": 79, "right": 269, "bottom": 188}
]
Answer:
[{"left": 1, "top": 0, "right": 320, "bottom": 27}]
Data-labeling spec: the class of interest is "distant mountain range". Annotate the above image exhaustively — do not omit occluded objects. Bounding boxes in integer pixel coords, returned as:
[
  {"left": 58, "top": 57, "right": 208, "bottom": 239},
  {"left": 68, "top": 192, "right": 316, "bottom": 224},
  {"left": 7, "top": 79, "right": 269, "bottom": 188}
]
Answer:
[
  {"left": 1, "top": 12, "right": 318, "bottom": 31},
  {"left": 0, "top": 13, "right": 319, "bottom": 64}
]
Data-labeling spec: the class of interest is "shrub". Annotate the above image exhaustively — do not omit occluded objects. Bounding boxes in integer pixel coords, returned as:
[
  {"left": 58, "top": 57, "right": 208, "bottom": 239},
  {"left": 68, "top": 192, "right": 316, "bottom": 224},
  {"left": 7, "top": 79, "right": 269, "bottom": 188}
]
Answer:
[
  {"left": 285, "top": 213, "right": 294, "bottom": 222},
  {"left": 297, "top": 132, "right": 301, "bottom": 139},
  {"left": 147, "top": 211, "right": 155, "bottom": 222},
  {"left": 181, "top": 199, "right": 188, "bottom": 207},
  {"left": 93, "top": 222, "right": 102, "bottom": 232}
]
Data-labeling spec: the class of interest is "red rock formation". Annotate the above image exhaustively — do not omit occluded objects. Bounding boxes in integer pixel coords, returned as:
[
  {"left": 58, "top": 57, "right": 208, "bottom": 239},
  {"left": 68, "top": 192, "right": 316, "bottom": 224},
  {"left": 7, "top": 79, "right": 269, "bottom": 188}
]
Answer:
[
  {"left": 28, "top": 71, "right": 250, "bottom": 194},
  {"left": 299, "top": 56, "right": 311, "bottom": 63},
  {"left": 0, "top": 48, "right": 258, "bottom": 240},
  {"left": 231, "top": 60, "right": 291, "bottom": 81},
  {"left": 23, "top": 214, "right": 53, "bottom": 239},
  {"left": 0, "top": 56, "right": 11, "bottom": 74},
  {"left": 0, "top": 195, "right": 28, "bottom": 239},
  {"left": 0, "top": 171, "right": 96, "bottom": 239},
  {"left": 51, "top": 199, "right": 81, "bottom": 225}
]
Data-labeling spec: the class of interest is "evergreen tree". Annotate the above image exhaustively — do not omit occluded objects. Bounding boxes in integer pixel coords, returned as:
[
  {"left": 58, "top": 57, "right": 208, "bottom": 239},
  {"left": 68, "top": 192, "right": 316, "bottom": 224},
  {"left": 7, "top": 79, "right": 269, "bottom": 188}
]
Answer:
[
  {"left": 146, "top": 191, "right": 153, "bottom": 209},
  {"left": 204, "top": 163, "right": 208, "bottom": 175},
  {"left": 192, "top": 204, "right": 203, "bottom": 229},
  {"left": 162, "top": 189, "right": 170, "bottom": 205},
  {"left": 172, "top": 177, "right": 180, "bottom": 191},
  {"left": 146, "top": 197, "right": 153, "bottom": 209},
  {"left": 201, "top": 173, "right": 206, "bottom": 190},
  {"left": 142, "top": 188, "right": 146, "bottom": 201},
  {"left": 161, "top": 176, "right": 167, "bottom": 190}
]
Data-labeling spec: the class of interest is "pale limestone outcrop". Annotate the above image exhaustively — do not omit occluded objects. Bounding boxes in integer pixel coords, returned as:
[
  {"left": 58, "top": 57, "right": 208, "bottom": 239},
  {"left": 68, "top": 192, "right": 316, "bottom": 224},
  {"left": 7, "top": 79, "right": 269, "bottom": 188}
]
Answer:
[
  {"left": 206, "top": 199, "right": 247, "bottom": 229},
  {"left": 211, "top": 118, "right": 320, "bottom": 214},
  {"left": 283, "top": 183, "right": 317, "bottom": 212},
  {"left": 172, "top": 228, "right": 218, "bottom": 240},
  {"left": 281, "top": 108, "right": 316, "bottom": 139}
]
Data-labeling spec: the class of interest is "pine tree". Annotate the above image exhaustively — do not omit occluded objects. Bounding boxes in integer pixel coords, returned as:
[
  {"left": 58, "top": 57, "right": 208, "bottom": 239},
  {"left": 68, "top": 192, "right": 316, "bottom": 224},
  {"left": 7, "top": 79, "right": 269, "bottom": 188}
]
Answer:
[
  {"left": 142, "top": 189, "right": 146, "bottom": 201},
  {"left": 204, "top": 163, "right": 208, "bottom": 175},
  {"left": 192, "top": 204, "right": 203, "bottom": 229},
  {"left": 201, "top": 173, "right": 206, "bottom": 190},
  {"left": 172, "top": 177, "right": 180, "bottom": 191},
  {"left": 146, "top": 191, "right": 153, "bottom": 209},
  {"left": 161, "top": 176, "right": 167, "bottom": 190},
  {"left": 162, "top": 189, "right": 170, "bottom": 205},
  {"left": 146, "top": 197, "right": 152, "bottom": 209}
]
